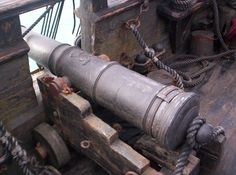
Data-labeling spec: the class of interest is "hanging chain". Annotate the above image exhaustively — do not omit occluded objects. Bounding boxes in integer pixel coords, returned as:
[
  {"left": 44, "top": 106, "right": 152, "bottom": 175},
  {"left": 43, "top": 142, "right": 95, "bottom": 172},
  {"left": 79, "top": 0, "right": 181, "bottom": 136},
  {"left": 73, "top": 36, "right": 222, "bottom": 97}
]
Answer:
[{"left": 125, "top": 0, "right": 149, "bottom": 29}]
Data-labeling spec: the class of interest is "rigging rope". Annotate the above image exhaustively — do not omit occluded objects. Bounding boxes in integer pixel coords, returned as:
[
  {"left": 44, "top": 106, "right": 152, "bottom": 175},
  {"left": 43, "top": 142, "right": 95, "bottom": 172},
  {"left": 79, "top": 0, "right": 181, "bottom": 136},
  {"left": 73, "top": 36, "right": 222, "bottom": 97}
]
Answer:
[
  {"left": 22, "top": 5, "right": 54, "bottom": 37},
  {"left": 212, "top": 0, "right": 229, "bottom": 51},
  {"left": 129, "top": 24, "right": 185, "bottom": 89},
  {"left": 22, "top": 0, "right": 65, "bottom": 39}
]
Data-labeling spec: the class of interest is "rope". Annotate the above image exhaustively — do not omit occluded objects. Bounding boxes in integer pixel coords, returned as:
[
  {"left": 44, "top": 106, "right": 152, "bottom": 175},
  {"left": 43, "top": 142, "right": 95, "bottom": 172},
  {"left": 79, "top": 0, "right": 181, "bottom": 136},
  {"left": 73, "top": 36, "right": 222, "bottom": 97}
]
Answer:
[
  {"left": 0, "top": 122, "right": 34, "bottom": 175},
  {"left": 46, "top": 6, "right": 54, "bottom": 37},
  {"left": 174, "top": 117, "right": 225, "bottom": 175},
  {"left": 170, "top": 0, "right": 194, "bottom": 11},
  {"left": 48, "top": 2, "right": 61, "bottom": 38},
  {"left": 22, "top": 6, "right": 54, "bottom": 37},
  {"left": 0, "top": 122, "right": 58, "bottom": 175},
  {"left": 169, "top": 50, "right": 236, "bottom": 67},
  {"left": 40, "top": 0, "right": 64, "bottom": 39},
  {"left": 129, "top": 24, "right": 184, "bottom": 89},
  {"left": 52, "top": 0, "right": 65, "bottom": 39},
  {"left": 190, "top": 62, "right": 216, "bottom": 78},
  {"left": 212, "top": 0, "right": 229, "bottom": 51},
  {"left": 180, "top": 72, "right": 206, "bottom": 88},
  {"left": 166, "top": 49, "right": 236, "bottom": 88},
  {"left": 23, "top": 0, "right": 64, "bottom": 38},
  {"left": 72, "top": 0, "right": 76, "bottom": 34},
  {"left": 170, "top": 60, "right": 217, "bottom": 87}
]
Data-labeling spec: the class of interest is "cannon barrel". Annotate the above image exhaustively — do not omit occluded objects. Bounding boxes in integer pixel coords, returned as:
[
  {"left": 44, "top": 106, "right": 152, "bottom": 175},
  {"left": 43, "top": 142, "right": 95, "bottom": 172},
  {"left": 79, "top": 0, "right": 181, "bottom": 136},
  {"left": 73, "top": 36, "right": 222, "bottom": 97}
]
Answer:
[{"left": 23, "top": 29, "right": 199, "bottom": 150}]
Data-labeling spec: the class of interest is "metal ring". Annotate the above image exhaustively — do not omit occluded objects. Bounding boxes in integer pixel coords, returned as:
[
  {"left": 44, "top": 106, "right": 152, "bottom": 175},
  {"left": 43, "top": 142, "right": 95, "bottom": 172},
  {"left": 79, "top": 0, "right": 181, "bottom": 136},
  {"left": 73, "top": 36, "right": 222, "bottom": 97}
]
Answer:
[
  {"left": 125, "top": 171, "right": 138, "bottom": 175},
  {"left": 80, "top": 140, "right": 91, "bottom": 149},
  {"left": 125, "top": 19, "right": 141, "bottom": 29}
]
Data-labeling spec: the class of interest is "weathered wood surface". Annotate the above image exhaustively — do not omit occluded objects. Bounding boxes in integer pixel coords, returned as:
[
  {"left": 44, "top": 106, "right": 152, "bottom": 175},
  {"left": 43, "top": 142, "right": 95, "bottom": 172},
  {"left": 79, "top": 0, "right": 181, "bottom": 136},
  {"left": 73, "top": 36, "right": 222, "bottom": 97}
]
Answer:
[
  {"left": 194, "top": 61, "right": 236, "bottom": 175},
  {"left": 0, "top": 16, "right": 23, "bottom": 48},
  {"left": 8, "top": 104, "right": 45, "bottom": 148},
  {"left": 0, "top": 15, "right": 43, "bottom": 143},
  {"left": 63, "top": 156, "right": 108, "bottom": 175},
  {"left": 79, "top": 0, "right": 171, "bottom": 62},
  {"left": 0, "top": 53, "right": 38, "bottom": 122},
  {"left": 38, "top": 76, "right": 162, "bottom": 175},
  {"left": 0, "top": 81, "right": 37, "bottom": 123},
  {"left": 0, "top": 55, "right": 31, "bottom": 91},
  {"left": 135, "top": 135, "right": 200, "bottom": 175},
  {"left": 135, "top": 135, "right": 178, "bottom": 170},
  {"left": 0, "top": 0, "right": 61, "bottom": 20}
]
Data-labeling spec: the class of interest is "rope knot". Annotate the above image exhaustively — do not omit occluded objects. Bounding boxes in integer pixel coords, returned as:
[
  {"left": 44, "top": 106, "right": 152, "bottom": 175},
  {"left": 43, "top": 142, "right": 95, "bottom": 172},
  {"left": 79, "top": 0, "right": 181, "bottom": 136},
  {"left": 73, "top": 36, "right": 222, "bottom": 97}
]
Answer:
[
  {"left": 144, "top": 48, "right": 155, "bottom": 58},
  {"left": 186, "top": 117, "right": 206, "bottom": 149},
  {"left": 174, "top": 117, "right": 226, "bottom": 175}
]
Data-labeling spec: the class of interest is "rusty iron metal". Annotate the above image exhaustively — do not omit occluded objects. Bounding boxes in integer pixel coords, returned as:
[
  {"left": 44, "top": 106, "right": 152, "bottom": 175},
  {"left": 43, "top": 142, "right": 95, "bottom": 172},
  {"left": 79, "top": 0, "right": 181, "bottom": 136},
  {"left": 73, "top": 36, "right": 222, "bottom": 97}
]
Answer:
[
  {"left": 125, "top": 0, "right": 150, "bottom": 30},
  {"left": 119, "top": 52, "right": 135, "bottom": 69},
  {"left": 98, "top": 54, "right": 111, "bottom": 62},
  {"left": 112, "top": 123, "right": 123, "bottom": 133},
  {"left": 35, "top": 142, "right": 48, "bottom": 160},
  {"left": 43, "top": 77, "right": 73, "bottom": 97},
  {"left": 42, "top": 76, "right": 55, "bottom": 84}
]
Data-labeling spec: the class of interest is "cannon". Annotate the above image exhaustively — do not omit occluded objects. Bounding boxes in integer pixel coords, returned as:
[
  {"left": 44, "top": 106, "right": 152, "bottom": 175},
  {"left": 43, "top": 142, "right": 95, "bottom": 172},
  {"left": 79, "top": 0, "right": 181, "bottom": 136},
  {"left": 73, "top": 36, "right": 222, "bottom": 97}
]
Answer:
[
  {"left": 1, "top": 0, "right": 236, "bottom": 175},
  {"left": 23, "top": 28, "right": 199, "bottom": 150}
]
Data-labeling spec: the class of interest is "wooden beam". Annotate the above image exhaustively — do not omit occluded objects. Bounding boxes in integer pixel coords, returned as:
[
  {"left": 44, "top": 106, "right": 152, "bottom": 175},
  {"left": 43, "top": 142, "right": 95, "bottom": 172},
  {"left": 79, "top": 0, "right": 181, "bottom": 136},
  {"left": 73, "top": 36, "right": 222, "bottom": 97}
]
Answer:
[{"left": 0, "top": 0, "right": 61, "bottom": 20}]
